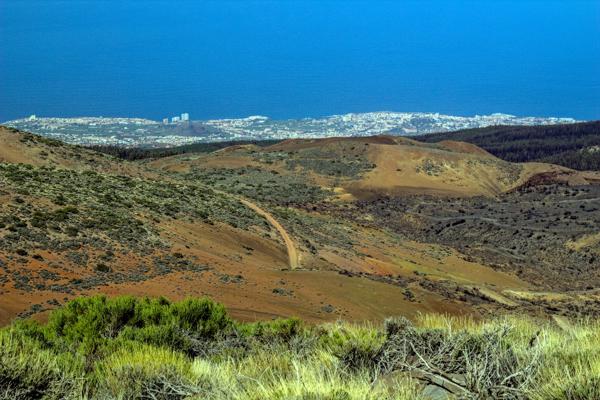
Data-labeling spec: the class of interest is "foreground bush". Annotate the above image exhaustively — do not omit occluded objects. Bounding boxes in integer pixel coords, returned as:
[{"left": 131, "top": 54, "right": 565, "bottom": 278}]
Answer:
[
  {"left": 1, "top": 295, "right": 599, "bottom": 399},
  {"left": 15, "top": 295, "right": 235, "bottom": 357},
  {"left": 0, "top": 331, "right": 81, "bottom": 400},
  {"left": 93, "top": 345, "right": 201, "bottom": 399}
]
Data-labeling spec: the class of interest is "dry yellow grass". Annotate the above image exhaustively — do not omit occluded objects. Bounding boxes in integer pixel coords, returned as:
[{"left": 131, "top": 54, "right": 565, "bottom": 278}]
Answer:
[{"left": 566, "top": 232, "right": 600, "bottom": 251}]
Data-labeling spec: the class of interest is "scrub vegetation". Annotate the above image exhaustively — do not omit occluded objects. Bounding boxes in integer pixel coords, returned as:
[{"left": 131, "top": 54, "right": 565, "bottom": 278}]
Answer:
[
  {"left": 87, "top": 140, "right": 281, "bottom": 161},
  {"left": 185, "top": 166, "right": 331, "bottom": 206},
  {"left": 2, "top": 295, "right": 599, "bottom": 400}
]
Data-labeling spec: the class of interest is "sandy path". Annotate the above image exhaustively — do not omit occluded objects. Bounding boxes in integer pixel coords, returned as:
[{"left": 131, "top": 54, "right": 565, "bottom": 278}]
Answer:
[
  {"left": 200, "top": 188, "right": 300, "bottom": 269},
  {"left": 238, "top": 198, "right": 300, "bottom": 270}
]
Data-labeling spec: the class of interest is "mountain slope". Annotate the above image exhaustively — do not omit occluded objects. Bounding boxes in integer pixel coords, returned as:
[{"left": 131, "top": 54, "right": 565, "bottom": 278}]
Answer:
[
  {"left": 149, "top": 136, "right": 600, "bottom": 301},
  {"left": 2, "top": 128, "right": 600, "bottom": 326},
  {"left": 0, "top": 126, "right": 146, "bottom": 177},
  {"left": 2, "top": 128, "right": 519, "bottom": 325},
  {"left": 156, "top": 134, "right": 595, "bottom": 198}
]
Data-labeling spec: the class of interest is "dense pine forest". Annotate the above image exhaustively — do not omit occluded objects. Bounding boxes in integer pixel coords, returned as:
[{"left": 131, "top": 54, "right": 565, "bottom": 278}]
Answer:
[{"left": 417, "top": 121, "right": 600, "bottom": 170}]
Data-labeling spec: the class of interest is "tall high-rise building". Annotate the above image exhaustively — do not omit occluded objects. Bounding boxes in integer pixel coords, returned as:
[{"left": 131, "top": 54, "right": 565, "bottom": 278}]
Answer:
[
  {"left": 162, "top": 118, "right": 169, "bottom": 125},
  {"left": 181, "top": 113, "right": 189, "bottom": 121},
  {"left": 172, "top": 116, "right": 181, "bottom": 123}
]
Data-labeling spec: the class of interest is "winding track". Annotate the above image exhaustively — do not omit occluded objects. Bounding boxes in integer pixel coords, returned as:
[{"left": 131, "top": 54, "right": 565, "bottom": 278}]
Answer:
[
  {"left": 238, "top": 198, "right": 300, "bottom": 270},
  {"left": 206, "top": 187, "right": 300, "bottom": 270}
]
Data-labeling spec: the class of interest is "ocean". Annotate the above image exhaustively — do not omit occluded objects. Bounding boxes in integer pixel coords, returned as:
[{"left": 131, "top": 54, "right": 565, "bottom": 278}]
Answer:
[{"left": 1, "top": 0, "right": 599, "bottom": 122}]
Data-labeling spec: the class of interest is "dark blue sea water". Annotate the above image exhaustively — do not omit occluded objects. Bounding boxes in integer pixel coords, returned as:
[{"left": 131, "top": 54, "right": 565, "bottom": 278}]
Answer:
[{"left": 1, "top": 0, "right": 599, "bottom": 122}]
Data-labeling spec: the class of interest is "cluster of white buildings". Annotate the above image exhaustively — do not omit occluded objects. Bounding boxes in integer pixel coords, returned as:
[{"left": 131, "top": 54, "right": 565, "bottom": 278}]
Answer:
[
  {"left": 202, "top": 112, "right": 579, "bottom": 139},
  {"left": 4, "top": 111, "right": 580, "bottom": 148},
  {"left": 163, "top": 113, "right": 190, "bottom": 124}
]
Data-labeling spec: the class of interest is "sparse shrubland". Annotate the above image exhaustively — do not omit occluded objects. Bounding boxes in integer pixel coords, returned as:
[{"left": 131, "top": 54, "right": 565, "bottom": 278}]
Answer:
[
  {"left": 2, "top": 295, "right": 599, "bottom": 399},
  {"left": 0, "top": 163, "right": 266, "bottom": 234},
  {"left": 272, "top": 206, "right": 356, "bottom": 253},
  {"left": 284, "top": 146, "right": 376, "bottom": 178},
  {"left": 87, "top": 139, "right": 281, "bottom": 161},
  {"left": 0, "top": 162, "right": 273, "bottom": 298},
  {"left": 185, "top": 166, "right": 331, "bottom": 206}
]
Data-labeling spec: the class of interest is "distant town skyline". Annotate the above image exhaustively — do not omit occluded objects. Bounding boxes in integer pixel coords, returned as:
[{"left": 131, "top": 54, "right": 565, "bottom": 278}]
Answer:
[
  {"left": 1, "top": 1, "right": 599, "bottom": 122},
  {"left": 165, "top": 112, "right": 190, "bottom": 124},
  {"left": 4, "top": 111, "right": 581, "bottom": 148},
  {"left": 4, "top": 109, "right": 585, "bottom": 124}
]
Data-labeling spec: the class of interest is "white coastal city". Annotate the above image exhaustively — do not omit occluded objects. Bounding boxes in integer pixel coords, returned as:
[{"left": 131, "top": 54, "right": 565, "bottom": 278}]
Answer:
[{"left": 4, "top": 112, "right": 579, "bottom": 148}]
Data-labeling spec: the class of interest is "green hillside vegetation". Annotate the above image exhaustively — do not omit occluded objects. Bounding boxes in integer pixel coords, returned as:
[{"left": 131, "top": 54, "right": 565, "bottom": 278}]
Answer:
[
  {"left": 2, "top": 295, "right": 599, "bottom": 400},
  {"left": 0, "top": 163, "right": 265, "bottom": 232},
  {"left": 87, "top": 139, "right": 281, "bottom": 161},
  {"left": 185, "top": 166, "right": 331, "bottom": 206},
  {"left": 0, "top": 163, "right": 269, "bottom": 296},
  {"left": 417, "top": 121, "right": 600, "bottom": 170}
]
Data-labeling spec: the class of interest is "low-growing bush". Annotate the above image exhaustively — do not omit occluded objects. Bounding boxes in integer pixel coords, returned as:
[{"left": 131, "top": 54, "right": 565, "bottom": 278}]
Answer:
[
  {"left": 318, "top": 321, "right": 385, "bottom": 371},
  {"left": 238, "top": 317, "right": 304, "bottom": 341},
  {"left": 0, "top": 331, "right": 82, "bottom": 400},
  {"left": 39, "top": 295, "right": 234, "bottom": 356},
  {"left": 2, "top": 296, "right": 600, "bottom": 399},
  {"left": 93, "top": 344, "right": 201, "bottom": 399}
]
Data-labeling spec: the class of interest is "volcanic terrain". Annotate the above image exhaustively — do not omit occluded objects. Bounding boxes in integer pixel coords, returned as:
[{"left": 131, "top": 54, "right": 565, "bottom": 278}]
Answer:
[{"left": 1, "top": 126, "right": 599, "bottom": 325}]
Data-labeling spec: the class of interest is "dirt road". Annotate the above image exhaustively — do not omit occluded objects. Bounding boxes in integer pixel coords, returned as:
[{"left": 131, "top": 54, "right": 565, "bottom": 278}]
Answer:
[{"left": 239, "top": 198, "right": 300, "bottom": 270}]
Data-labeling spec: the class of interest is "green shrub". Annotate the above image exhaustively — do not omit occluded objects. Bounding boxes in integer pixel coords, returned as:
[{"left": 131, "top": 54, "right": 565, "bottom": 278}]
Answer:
[
  {"left": 93, "top": 344, "right": 201, "bottom": 399},
  {"left": 238, "top": 317, "right": 304, "bottom": 341},
  {"left": 118, "top": 324, "right": 193, "bottom": 355},
  {"left": 3, "top": 296, "right": 600, "bottom": 400},
  {"left": 0, "top": 331, "right": 81, "bottom": 399},
  {"left": 94, "top": 263, "right": 111, "bottom": 273},
  {"left": 169, "top": 297, "right": 231, "bottom": 336},
  {"left": 318, "top": 321, "right": 385, "bottom": 372},
  {"left": 40, "top": 295, "right": 233, "bottom": 356}
]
